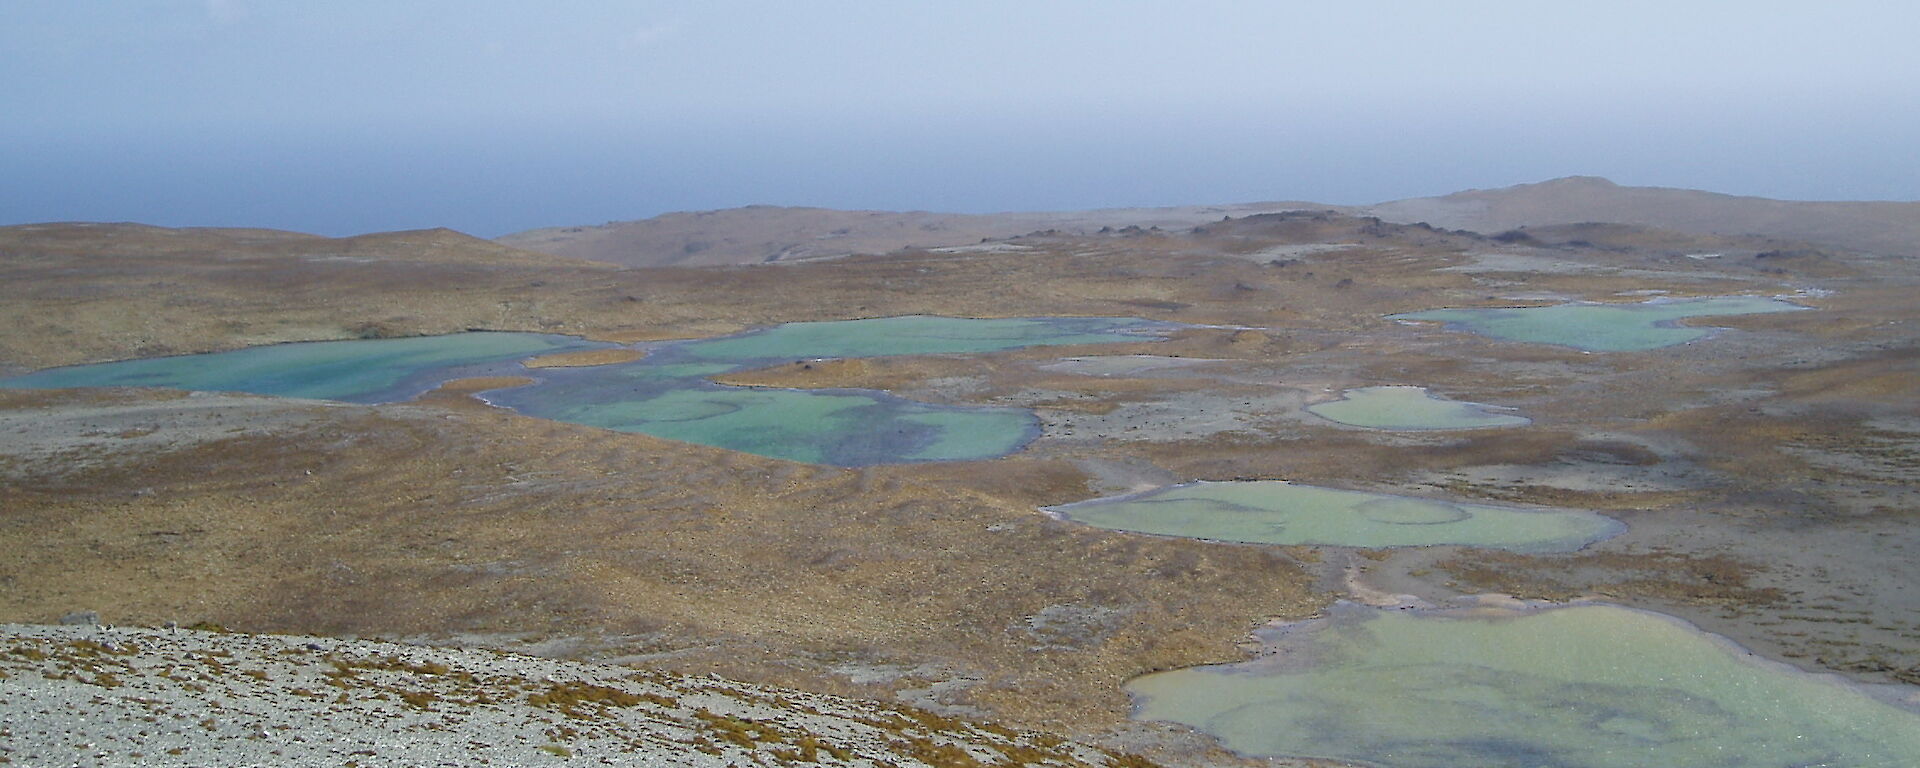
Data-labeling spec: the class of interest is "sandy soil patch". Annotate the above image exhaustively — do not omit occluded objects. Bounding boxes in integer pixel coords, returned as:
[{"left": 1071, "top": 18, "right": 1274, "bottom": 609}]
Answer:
[{"left": 522, "top": 347, "right": 646, "bottom": 368}]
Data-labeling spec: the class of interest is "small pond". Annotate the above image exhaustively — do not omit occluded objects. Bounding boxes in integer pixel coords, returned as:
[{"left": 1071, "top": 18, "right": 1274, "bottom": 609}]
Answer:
[
  {"left": 1, "top": 316, "right": 1174, "bottom": 466},
  {"left": 1307, "top": 386, "right": 1529, "bottom": 430},
  {"left": 1127, "top": 601, "right": 1920, "bottom": 768},
  {"left": 489, "top": 374, "right": 1040, "bottom": 466},
  {"left": 675, "top": 315, "right": 1163, "bottom": 360},
  {"left": 484, "top": 315, "right": 1170, "bottom": 464},
  {"left": 1046, "top": 480, "right": 1619, "bottom": 553},
  {"left": 1389, "top": 295, "right": 1806, "bottom": 351}
]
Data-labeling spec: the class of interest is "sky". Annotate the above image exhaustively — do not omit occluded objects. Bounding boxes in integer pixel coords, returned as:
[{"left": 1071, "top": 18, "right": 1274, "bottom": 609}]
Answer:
[{"left": 4, "top": 1, "right": 1918, "bottom": 237}]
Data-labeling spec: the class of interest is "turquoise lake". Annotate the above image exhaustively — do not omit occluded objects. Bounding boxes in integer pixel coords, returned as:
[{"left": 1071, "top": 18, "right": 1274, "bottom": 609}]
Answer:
[
  {"left": 0, "top": 332, "right": 604, "bottom": 403},
  {"left": 1128, "top": 602, "right": 1920, "bottom": 768},
  {"left": 1048, "top": 480, "right": 1620, "bottom": 553},
  {"left": 1, "top": 316, "right": 1174, "bottom": 466},
  {"left": 1390, "top": 295, "right": 1806, "bottom": 351}
]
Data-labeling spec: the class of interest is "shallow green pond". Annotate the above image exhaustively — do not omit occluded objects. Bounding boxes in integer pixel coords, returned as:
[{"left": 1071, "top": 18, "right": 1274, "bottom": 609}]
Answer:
[
  {"left": 678, "top": 315, "right": 1163, "bottom": 361},
  {"left": 1128, "top": 602, "right": 1920, "bottom": 768},
  {"left": 3, "top": 316, "right": 1173, "bottom": 466},
  {"left": 1390, "top": 295, "right": 1805, "bottom": 351},
  {"left": 510, "top": 382, "right": 1037, "bottom": 466},
  {"left": 0, "top": 332, "right": 604, "bottom": 403},
  {"left": 1047, "top": 481, "right": 1619, "bottom": 552},
  {"left": 1307, "top": 386, "right": 1529, "bottom": 430},
  {"left": 486, "top": 315, "right": 1171, "bottom": 465}
]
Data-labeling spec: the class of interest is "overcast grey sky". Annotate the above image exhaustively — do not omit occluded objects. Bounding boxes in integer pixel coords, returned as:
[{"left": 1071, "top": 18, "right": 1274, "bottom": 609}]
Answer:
[{"left": 4, "top": 1, "right": 1917, "bottom": 236}]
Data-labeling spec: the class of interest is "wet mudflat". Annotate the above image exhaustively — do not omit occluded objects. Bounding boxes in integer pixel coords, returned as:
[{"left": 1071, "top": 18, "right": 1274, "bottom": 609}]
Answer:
[{"left": 1390, "top": 295, "right": 1806, "bottom": 351}]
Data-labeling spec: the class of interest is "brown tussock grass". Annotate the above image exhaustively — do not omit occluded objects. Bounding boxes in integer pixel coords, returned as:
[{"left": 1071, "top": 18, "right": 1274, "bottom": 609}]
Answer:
[{"left": 522, "top": 348, "right": 646, "bottom": 368}]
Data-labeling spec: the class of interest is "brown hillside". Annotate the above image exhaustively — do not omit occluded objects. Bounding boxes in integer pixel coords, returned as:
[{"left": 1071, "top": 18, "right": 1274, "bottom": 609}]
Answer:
[
  {"left": 1364, "top": 176, "right": 1920, "bottom": 256},
  {"left": 495, "top": 202, "right": 1317, "bottom": 267}
]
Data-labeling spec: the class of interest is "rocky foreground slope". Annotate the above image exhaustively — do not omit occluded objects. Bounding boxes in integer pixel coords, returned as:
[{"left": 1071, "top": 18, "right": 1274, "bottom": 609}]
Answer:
[{"left": 0, "top": 623, "right": 1156, "bottom": 767}]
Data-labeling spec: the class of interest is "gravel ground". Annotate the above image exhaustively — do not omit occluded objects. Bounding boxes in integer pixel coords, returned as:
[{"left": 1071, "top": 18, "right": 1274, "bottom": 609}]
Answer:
[{"left": 0, "top": 624, "right": 1142, "bottom": 768}]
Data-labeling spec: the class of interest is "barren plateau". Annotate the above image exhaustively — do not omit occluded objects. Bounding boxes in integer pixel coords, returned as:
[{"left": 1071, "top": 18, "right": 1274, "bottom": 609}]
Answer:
[{"left": 3, "top": 185, "right": 1918, "bottom": 766}]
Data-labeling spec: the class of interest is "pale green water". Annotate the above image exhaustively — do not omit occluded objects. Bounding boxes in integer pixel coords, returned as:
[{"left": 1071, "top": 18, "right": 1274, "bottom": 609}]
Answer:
[
  {"left": 1128, "top": 602, "right": 1920, "bottom": 768},
  {"left": 1390, "top": 295, "right": 1806, "bottom": 351},
  {"left": 1307, "top": 386, "right": 1529, "bottom": 430},
  {"left": 528, "top": 385, "right": 1035, "bottom": 465},
  {"left": 895, "top": 410, "right": 1040, "bottom": 461},
  {"left": 1048, "top": 481, "right": 1619, "bottom": 552},
  {"left": 0, "top": 333, "right": 604, "bottom": 403},
  {"left": 3, "top": 317, "right": 1173, "bottom": 466},
  {"left": 608, "top": 362, "right": 740, "bottom": 380},
  {"left": 489, "top": 315, "right": 1174, "bottom": 465},
  {"left": 679, "top": 315, "right": 1165, "bottom": 360}
]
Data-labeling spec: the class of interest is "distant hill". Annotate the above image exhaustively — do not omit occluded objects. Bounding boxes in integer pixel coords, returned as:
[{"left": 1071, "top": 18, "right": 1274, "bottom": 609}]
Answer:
[
  {"left": 495, "top": 202, "right": 1315, "bottom": 267},
  {"left": 0, "top": 222, "right": 591, "bottom": 267},
  {"left": 0, "top": 222, "right": 621, "bottom": 370},
  {"left": 1360, "top": 176, "right": 1920, "bottom": 256},
  {"left": 500, "top": 179, "right": 1919, "bottom": 267}
]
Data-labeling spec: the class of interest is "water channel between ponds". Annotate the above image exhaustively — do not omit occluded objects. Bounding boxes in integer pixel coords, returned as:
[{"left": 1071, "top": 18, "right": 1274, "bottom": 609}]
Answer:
[
  {"left": 0, "top": 316, "right": 1178, "bottom": 466},
  {"left": 1127, "top": 601, "right": 1920, "bottom": 768},
  {"left": 1389, "top": 295, "right": 1807, "bottom": 351},
  {"left": 1306, "top": 385, "right": 1529, "bottom": 430},
  {"left": 1047, "top": 480, "right": 1621, "bottom": 553}
]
